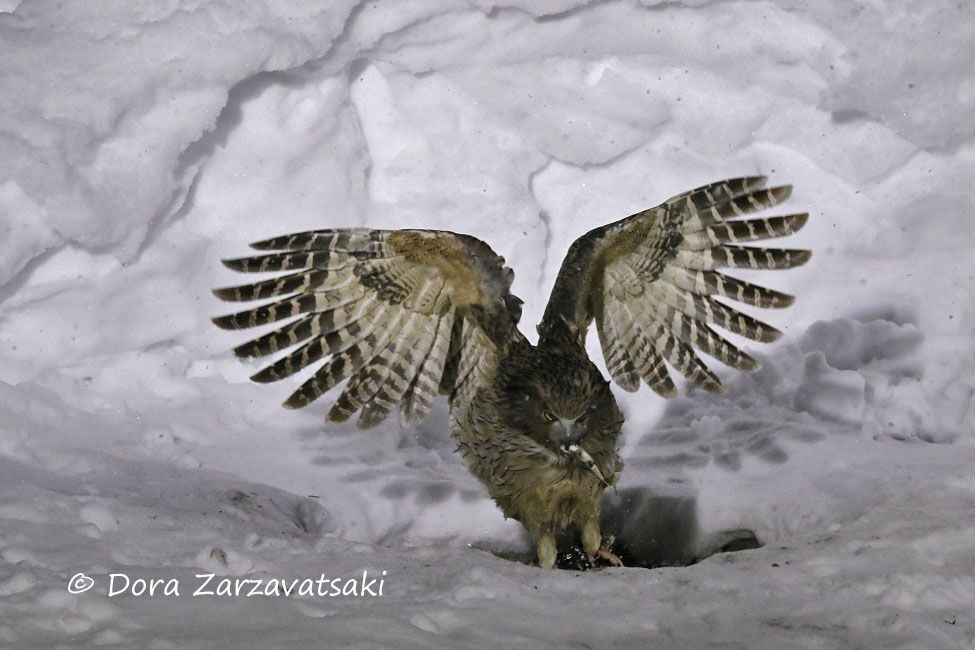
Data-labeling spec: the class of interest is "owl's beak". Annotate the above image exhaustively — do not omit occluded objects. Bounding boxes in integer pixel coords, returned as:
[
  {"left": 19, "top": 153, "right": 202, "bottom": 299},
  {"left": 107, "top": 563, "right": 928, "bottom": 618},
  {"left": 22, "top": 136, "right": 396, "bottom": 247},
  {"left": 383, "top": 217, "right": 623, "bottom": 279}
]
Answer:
[{"left": 551, "top": 417, "right": 582, "bottom": 445}]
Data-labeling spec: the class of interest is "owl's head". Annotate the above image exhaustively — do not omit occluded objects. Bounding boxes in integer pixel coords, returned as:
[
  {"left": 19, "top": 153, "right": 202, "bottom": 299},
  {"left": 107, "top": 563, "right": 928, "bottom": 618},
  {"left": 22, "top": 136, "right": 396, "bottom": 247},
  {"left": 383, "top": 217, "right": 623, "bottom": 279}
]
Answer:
[{"left": 498, "top": 345, "right": 623, "bottom": 451}]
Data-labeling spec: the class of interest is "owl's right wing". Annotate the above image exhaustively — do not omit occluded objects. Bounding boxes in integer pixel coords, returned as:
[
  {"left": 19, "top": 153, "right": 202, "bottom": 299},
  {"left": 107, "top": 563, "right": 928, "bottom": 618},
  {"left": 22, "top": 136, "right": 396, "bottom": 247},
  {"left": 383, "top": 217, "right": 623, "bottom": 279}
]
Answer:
[{"left": 212, "top": 228, "right": 523, "bottom": 428}]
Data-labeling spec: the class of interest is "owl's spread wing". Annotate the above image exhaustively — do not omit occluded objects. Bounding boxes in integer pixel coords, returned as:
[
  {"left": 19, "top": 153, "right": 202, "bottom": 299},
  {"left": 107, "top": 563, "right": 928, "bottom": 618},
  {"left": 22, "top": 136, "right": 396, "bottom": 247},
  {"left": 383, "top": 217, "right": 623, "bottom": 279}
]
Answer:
[
  {"left": 538, "top": 177, "right": 810, "bottom": 396},
  {"left": 212, "top": 228, "right": 522, "bottom": 427}
]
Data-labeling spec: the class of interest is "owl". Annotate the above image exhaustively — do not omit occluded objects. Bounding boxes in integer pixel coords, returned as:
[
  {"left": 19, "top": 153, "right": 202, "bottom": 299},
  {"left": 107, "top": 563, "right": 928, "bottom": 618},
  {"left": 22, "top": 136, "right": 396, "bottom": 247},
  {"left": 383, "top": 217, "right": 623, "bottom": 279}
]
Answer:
[{"left": 212, "top": 177, "right": 810, "bottom": 569}]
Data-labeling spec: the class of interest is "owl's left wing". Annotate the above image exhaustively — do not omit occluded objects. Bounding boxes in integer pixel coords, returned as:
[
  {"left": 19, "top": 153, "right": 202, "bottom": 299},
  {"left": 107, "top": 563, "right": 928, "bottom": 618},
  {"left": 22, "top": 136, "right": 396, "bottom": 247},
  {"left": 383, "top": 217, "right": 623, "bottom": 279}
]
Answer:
[
  {"left": 212, "top": 228, "right": 523, "bottom": 428},
  {"left": 538, "top": 177, "right": 810, "bottom": 396}
]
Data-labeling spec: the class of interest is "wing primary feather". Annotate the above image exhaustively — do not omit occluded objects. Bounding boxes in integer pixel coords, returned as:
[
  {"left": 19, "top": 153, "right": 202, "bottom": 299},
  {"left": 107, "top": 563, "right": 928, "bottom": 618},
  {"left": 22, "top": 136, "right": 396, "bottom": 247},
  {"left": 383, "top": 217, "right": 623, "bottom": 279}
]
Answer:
[
  {"left": 717, "top": 186, "right": 793, "bottom": 218},
  {"left": 693, "top": 323, "right": 759, "bottom": 371},
  {"left": 681, "top": 213, "right": 808, "bottom": 248},
  {"left": 221, "top": 249, "right": 384, "bottom": 273},
  {"left": 250, "top": 228, "right": 389, "bottom": 253},
  {"left": 597, "top": 299, "right": 641, "bottom": 391},
  {"left": 212, "top": 269, "right": 330, "bottom": 302},
  {"left": 644, "top": 318, "right": 723, "bottom": 393},
  {"left": 675, "top": 246, "right": 811, "bottom": 271},
  {"left": 668, "top": 176, "right": 768, "bottom": 212},
  {"left": 283, "top": 307, "right": 407, "bottom": 409},
  {"left": 714, "top": 245, "right": 811, "bottom": 270},
  {"left": 646, "top": 281, "right": 782, "bottom": 343},
  {"left": 613, "top": 301, "right": 677, "bottom": 396},
  {"left": 327, "top": 364, "right": 386, "bottom": 423},
  {"left": 676, "top": 186, "right": 794, "bottom": 231},
  {"left": 616, "top": 297, "right": 721, "bottom": 393},
  {"left": 334, "top": 276, "right": 449, "bottom": 426},
  {"left": 212, "top": 293, "right": 316, "bottom": 330},
  {"left": 703, "top": 295, "right": 782, "bottom": 342},
  {"left": 402, "top": 306, "right": 455, "bottom": 425},
  {"left": 212, "top": 283, "right": 365, "bottom": 330},
  {"left": 231, "top": 288, "right": 373, "bottom": 358},
  {"left": 233, "top": 314, "right": 316, "bottom": 358},
  {"left": 630, "top": 327, "right": 678, "bottom": 397},
  {"left": 331, "top": 309, "right": 426, "bottom": 425},
  {"left": 661, "top": 267, "right": 796, "bottom": 309},
  {"left": 354, "top": 311, "right": 436, "bottom": 428},
  {"left": 662, "top": 303, "right": 759, "bottom": 371},
  {"left": 250, "top": 297, "right": 384, "bottom": 383}
]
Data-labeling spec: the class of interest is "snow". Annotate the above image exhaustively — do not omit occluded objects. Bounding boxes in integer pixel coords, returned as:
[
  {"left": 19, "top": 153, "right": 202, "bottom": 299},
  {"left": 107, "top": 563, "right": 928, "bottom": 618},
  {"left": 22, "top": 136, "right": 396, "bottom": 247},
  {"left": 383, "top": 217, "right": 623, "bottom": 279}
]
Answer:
[{"left": 1, "top": 0, "right": 973, "bottom": 646}]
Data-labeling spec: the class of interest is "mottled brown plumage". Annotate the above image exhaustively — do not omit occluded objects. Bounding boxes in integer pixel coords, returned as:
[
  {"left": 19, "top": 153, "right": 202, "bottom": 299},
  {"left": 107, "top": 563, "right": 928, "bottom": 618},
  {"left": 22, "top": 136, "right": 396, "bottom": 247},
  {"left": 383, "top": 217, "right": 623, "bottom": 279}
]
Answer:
[{"left": 212, "top": 177, "right": 810, "bottom": 568}]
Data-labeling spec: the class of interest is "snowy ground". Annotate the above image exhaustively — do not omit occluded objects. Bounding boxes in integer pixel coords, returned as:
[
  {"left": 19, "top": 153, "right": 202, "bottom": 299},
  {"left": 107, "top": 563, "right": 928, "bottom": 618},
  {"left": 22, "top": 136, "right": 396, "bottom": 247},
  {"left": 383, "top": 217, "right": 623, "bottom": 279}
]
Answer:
[{"left": 1, "top": 0, "right": 974, "bottom": 647}]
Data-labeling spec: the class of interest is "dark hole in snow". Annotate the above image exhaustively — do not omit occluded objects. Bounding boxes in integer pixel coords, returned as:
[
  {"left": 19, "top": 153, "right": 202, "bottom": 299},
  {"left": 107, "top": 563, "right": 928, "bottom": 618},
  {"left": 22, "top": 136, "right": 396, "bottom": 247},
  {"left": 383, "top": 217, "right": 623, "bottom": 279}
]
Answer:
[
  {"left": 482, "top": 487, "right": 762, "bottom": 570},
  {"left": 598, "top": 488, "right": 760, "bottom": 569}
]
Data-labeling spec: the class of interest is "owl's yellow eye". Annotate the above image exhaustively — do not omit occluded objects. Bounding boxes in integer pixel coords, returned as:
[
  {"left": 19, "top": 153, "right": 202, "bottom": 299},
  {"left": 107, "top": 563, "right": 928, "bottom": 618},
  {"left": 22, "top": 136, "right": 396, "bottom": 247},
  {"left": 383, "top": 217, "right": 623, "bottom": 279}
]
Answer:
[{"left": 542, "top": 411, "right": 555, "bottom": 422}]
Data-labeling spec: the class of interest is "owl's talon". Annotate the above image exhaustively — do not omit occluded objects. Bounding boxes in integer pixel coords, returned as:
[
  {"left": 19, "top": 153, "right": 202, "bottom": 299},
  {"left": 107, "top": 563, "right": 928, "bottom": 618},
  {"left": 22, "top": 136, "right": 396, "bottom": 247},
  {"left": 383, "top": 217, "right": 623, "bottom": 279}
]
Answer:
[
  {"left": 596, "top": 547, "right": 623, "bottom": 567},
  {"left": 591, "top": 534, "right": 623, "bottom": 567}
]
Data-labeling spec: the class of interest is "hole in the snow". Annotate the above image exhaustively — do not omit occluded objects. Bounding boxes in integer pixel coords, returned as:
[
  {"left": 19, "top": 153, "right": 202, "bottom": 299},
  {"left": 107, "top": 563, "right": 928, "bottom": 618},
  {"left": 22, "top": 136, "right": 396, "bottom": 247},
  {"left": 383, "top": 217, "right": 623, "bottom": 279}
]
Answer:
[{"left": 477, "top": 486, "right": 762, "bottom": 570}]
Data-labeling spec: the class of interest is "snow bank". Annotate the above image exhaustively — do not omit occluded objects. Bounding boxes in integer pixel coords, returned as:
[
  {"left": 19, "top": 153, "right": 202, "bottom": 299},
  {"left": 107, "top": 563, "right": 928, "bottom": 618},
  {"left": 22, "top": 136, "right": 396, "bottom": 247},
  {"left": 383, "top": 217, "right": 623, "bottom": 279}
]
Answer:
[{"left": 0, "top": 0, "right": 357, "bottom": 286}]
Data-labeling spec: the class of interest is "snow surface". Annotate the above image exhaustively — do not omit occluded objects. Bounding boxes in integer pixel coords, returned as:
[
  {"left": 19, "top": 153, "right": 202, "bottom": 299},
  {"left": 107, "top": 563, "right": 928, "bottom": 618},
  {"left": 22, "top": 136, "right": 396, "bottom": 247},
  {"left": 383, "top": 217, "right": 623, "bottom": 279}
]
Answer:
[{"left": 1, "top": 0, "right": 974, "bottom": 646}]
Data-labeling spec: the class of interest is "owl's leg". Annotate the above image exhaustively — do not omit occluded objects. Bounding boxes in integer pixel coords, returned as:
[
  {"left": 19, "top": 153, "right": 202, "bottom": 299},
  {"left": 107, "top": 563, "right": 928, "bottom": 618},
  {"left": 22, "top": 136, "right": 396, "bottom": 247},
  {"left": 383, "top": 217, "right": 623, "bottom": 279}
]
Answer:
[
  {"left": 581, "top": 519, "right": 623, "bottom": 567},
  {"left": 581, "top": 518, "right": 601, "bottom": 557},
  {"left": 536, "top": 533, "right": 557, "bottom": 569}
]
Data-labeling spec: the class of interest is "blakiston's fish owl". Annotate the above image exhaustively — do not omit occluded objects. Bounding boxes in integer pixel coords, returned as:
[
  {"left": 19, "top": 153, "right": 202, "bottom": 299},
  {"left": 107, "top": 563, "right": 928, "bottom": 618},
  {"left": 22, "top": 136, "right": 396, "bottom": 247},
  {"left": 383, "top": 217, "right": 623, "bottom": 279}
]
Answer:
[{"left": 213, "top": 177, "right": 810, "bottom": 568}]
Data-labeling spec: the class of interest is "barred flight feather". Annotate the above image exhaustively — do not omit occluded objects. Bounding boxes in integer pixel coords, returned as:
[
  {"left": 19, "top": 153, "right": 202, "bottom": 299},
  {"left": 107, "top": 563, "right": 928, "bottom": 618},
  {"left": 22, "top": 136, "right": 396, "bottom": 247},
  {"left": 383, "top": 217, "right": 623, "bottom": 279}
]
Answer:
[
  {"left": 660, "top": 266, "right": 796, "bottom": 309},
  {"left": 254, "top": 297, "right": 387, "bottom": 384},
  {"left": 221, "top": 249, "right": 385, "bottom": 273},
  {"left": 233, "top": 313, "right": 317, "bottom": 358},
  {"left": 334, "top": 309, "right": 429, "bottom": 426},
  {"left": 642, "top": 317, "right": 722, "bottom": 393},
  {"left": 402, "top": 306, "right": 455, "bottom": 425},
  {"left": 451, "top": 320, "right": 497, "bottom": 410},
  {"left": 250, "top": 228, "right": 391, "bottom": 254},
  {"left": 672, "top": 187, "right": 793, "bottom": 234},
  {"left": 627, "top": 325, "right": 677, "bottom": 397},
  {"left": 674, "top": 245, "right": 811, "bottom": 272},
  {"left": 357, "top": 313, "right": 438, "bottom": 428},
  {"left": 610, "top": 300, "right": 677, "bottom": 396},
  {"left": 231, "top": 288, "right": 369, "bottom": 358},
  {"left": 596, "top": 301, "right": 640, "bottom": 392},
  {"left": 681, "top": 213, "right": 808, "bottom": 249},
  {"left": 664, "top": 176, "right": 768, "bottom": 208},
  {"left": 643, "top": 298, "right": 757, "bottom": 371},
  {"left": 289, "top": 306, "right": 408, "bottom": 410},
  {"left": 645, "top": 281, "right": 781, "bottom": 344},
  {"left": 559, "top": 176, "right": 812, "bottom": 399},
  {"left": 343, "top": 281, "right": 450, "bottom": 426},
  {"left": 212, "top": 269, "right": 331, "bottom": 302},
  {"left": 214, "top": 280, "right": 367, "bottom": 332}
]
